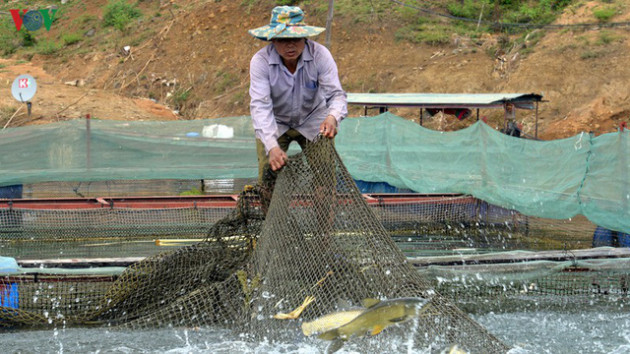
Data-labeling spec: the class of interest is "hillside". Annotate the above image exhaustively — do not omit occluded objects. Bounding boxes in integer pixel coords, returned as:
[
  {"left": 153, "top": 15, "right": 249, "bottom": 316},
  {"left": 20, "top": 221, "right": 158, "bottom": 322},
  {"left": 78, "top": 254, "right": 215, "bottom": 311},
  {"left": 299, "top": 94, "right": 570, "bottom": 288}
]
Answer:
[{"left": 1, "top": 0, "right": 629, "bottom": 140}]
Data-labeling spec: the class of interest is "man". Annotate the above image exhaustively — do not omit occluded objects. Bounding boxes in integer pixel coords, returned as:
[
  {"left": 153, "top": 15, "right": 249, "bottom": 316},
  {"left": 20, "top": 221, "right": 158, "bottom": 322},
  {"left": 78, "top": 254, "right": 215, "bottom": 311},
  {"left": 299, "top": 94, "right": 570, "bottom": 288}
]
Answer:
[{"left": 248, "top": 6, "right": 347, "bottom": 182}]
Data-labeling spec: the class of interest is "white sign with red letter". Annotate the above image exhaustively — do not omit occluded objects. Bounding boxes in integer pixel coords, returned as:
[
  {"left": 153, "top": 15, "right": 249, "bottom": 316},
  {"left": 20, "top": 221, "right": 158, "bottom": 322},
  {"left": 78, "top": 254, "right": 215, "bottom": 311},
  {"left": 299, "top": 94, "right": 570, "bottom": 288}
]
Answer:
[{"left": 12, "top": 74, "right": 37, "bottom": 102}]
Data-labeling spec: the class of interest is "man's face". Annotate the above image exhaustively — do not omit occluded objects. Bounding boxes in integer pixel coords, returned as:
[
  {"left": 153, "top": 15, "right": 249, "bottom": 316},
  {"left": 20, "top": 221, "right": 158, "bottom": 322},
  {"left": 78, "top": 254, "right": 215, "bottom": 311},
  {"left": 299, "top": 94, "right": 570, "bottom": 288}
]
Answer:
[{"left": 272, "top": 38, "right": 306, "bottom": 62}]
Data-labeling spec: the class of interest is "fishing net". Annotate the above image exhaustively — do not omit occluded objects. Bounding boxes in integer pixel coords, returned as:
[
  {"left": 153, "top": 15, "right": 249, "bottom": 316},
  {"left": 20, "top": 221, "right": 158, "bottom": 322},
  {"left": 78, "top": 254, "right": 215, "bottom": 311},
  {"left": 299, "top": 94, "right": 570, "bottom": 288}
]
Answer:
[{"left": 0, "top": 138, "right": 508, "bottom": 352}]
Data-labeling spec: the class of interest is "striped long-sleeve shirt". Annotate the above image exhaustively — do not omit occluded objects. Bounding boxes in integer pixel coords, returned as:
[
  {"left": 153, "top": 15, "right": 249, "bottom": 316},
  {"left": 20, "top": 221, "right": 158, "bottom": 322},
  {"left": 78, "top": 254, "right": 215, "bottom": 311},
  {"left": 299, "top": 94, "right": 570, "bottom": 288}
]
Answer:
[{"left": 249, "top": 39, "right": 347, "bottom": 153}]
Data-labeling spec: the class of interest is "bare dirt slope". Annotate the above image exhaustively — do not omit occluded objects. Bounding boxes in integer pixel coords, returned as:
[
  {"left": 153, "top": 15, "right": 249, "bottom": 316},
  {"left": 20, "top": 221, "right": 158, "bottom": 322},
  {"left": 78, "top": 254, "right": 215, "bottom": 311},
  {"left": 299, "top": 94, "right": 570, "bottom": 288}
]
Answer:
[
  {"left": 1, "top": 0, "right": 629, "bottom": 140},
  {"left": 0, "top": 58, "right": 177, "bottom": 126}
]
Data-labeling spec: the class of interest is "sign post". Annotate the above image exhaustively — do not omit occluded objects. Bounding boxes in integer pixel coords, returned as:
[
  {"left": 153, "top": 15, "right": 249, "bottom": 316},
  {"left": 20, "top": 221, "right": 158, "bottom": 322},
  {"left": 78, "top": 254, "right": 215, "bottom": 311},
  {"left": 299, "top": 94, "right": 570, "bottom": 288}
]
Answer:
[{"left": 11, "top": 74, "right": 37, "bottom": 117}]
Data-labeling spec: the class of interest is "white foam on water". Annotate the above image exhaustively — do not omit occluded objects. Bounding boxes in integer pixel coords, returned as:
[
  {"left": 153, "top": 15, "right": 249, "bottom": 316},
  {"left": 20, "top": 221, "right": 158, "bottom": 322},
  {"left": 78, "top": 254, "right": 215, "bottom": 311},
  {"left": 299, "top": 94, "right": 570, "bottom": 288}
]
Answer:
[{"left": 1, "top": 311, "right": 629, "bottom": 354}]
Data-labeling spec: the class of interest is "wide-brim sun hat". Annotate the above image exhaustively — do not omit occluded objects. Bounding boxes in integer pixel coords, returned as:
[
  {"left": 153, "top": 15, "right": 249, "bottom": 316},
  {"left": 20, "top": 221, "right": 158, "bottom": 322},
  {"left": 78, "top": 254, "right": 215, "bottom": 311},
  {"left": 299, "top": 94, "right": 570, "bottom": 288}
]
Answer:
[{"left": 248, "top": 6, "right": 325, "bottom": 41}]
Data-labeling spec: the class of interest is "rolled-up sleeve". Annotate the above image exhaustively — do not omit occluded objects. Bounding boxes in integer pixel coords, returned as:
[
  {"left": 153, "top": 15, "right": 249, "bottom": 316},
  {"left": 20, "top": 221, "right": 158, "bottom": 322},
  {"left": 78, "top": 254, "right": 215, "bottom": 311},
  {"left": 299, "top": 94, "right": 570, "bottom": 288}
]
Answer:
[
  {"left": 316, "top": 46, "right": 347, "bottom": 125},
  {"left": 249, "top": 52, "right": 279, "bottom": 153}
]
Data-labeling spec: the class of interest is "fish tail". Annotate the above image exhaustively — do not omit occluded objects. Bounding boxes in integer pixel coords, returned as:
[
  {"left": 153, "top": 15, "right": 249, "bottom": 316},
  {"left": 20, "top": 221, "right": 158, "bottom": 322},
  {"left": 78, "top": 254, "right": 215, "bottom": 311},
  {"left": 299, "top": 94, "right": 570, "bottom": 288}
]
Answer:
[
  {"left": 318, "top": 329, "right": 340, "bottom": 341},
  {"left": 301, "top": 322, "right": 313, "bottom": 336},
  {"left": 326, "top": 339, "right": 345, "bottom": 354}
]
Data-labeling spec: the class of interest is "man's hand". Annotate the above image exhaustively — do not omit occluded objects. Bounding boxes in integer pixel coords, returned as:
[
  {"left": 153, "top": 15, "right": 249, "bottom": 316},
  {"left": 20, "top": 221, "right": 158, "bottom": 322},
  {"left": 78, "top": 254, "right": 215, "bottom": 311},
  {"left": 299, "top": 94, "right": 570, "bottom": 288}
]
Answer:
[
  {"left": 319, "top": 115, "right": 338, "bottom": 138},
  {"left": 268, "top": 146, "right": 288, "bottom": 171}
]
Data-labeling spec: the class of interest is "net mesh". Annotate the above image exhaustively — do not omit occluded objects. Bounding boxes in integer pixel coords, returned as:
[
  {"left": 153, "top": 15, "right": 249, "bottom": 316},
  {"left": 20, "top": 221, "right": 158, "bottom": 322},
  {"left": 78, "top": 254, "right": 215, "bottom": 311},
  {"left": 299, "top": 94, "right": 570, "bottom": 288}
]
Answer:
[
  {"left": 0, "top": 138, "right": 508, "bottom": 352},
  {"left": 1, "top": 114, "right": 628, "bottom": 235},
  {"left": 0, "top": 195, "right": 598, "bottom": 260}
]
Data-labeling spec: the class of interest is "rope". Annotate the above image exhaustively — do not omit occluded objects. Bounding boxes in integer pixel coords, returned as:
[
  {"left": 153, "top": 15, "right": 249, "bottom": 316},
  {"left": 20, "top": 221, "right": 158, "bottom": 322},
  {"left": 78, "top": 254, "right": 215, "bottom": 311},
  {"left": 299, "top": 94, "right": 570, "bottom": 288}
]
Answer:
[{"left": 575, "top": 132, "right": 593, "bottom": 212}]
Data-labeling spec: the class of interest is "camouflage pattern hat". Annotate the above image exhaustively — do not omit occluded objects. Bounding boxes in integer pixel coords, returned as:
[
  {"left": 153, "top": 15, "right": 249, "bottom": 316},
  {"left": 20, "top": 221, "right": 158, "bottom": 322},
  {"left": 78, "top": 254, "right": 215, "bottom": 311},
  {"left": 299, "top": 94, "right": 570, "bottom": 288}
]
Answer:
[{"left": 248, "top": 6, "right": 325, "bottom": 41}]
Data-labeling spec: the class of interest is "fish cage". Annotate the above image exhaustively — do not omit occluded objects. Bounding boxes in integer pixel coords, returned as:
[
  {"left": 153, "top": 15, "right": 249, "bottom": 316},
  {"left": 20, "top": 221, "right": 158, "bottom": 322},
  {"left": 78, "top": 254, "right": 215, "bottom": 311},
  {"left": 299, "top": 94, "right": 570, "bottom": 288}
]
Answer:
[
  {"left": 3, "top": 248, "right": 630, "bottom": 331},
  {"left": 1, "top": 115, "right": 627, "bottom": 351},
  {"left": 1, "top": 188, "right": 597, "bottom": 260},
  {"left": 1, "top": 183, "right": 619, "bottom": 320}
]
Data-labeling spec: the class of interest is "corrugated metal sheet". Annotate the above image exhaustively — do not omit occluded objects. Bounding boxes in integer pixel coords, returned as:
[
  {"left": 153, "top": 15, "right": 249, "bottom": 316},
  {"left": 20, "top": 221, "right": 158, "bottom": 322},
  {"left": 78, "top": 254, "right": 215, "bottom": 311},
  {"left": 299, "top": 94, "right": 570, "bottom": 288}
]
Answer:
[{"left": 347, "top": 93, "right": 543, "bottom": 109}]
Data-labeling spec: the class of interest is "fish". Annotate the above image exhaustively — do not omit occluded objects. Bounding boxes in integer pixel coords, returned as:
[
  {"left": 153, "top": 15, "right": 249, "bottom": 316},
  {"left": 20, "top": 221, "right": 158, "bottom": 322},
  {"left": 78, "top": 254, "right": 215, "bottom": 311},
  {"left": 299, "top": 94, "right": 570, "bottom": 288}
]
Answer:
[
  {"left": 301, "top": 308, "right": 365, "bottom": 336},
  {"left": 273, "top": 296, "right": 315, "bottom": 320},
  {"left": 443, "top": 344, "right": 468, "bottom": 354},
  {"left": 303, "top": 297, "right": 430, "bottom": 353}
]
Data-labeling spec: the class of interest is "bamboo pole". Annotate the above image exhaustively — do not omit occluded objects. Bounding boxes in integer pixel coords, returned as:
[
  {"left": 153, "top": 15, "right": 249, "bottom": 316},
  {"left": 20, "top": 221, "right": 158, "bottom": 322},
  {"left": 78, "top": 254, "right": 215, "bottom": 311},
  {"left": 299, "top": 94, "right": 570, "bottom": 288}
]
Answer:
[{"left": 325, "top": 0, "right": 334, "bottom": 49}]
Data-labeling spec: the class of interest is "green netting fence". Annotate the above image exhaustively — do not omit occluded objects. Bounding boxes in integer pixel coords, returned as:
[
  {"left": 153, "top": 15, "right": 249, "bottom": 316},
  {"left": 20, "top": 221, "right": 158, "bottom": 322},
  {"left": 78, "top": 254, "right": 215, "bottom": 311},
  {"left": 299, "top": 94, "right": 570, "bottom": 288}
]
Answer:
[{"left": 1, "top": 114, "right": 627, "bottom": 234}]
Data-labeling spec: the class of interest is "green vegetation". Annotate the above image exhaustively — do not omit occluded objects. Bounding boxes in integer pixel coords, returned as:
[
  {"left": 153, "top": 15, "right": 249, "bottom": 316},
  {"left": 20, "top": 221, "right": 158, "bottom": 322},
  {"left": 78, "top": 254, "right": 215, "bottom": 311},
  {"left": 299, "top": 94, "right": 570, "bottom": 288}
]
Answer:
[
  {"left": 593, "top": 6, "right": 617, "bottom": 22},
  {"left": 275, "top": 0, "right": 300, "bottom": 5},
  {"left": 0, "top": 106, "right": 17, "bottom": 123},
  {"left": 296, "top": 0, "right": 574, "bottom": 50},
  {"left": 34, "top": 39, "right": 63, "bottom": 55},
  {"left": 171, "top": 87, "right": 192, "bottom": 110},
  {"left": 214, "top": 71, "right": 239, "bottom": 93},
  {"left": 179, "top": 187, "right": 203, "bottom": 196},
  {"left": 0, "top": 20, "right": 21, "bottom": 56},
  {"left": 580, "top": 49, "right": 605, "bottom": 60},
  {"left": 74, "top": 14, "right": 99, "bottom": 26},
  {"left": 596, "top": 30, "right": 623, "bottom": 45},
  {"left": 62, "top": 32, "right": 83, "bottom": 46},
  {"left": 102, "top": 0, "right": 142, "bottom": 33},
  {"left": 444, "top": 0, "right": 573, "bottom": 26},
  {"left": 21, "top": 31, "right": 37, "bottom": 47},
  {"left": 395, "top": 22, "right": 452, "bottom": 45},
  {"left": 332, "top": 0, "right": 389, "bottom": 24}
]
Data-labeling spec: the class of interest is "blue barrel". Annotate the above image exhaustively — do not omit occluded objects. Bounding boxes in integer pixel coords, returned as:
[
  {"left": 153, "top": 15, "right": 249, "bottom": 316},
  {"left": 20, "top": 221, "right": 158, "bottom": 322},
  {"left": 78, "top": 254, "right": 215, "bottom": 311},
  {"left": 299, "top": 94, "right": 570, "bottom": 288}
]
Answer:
[
  {"left": 0, "top": 257, "right": 19, "bottom": 310},
  {"left": 0, "top": 185, "right": 23, "bottom": 199},
  {"left": 592, "top": 226, "right": 614, "bottom": 247},
  {"left": 0, "top": 283, "right": 18, "bottom": 309},
  {"left": 619, "top": 232, "right": 630, "bottom": 248}
]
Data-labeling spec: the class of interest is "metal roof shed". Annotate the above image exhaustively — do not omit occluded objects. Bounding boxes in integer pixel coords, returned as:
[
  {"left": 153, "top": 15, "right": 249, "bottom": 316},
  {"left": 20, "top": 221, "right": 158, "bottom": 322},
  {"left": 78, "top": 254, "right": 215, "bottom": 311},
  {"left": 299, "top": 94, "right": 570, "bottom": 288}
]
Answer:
[{"left": 347, "top": 93, "right": 544, "bottom": 138}]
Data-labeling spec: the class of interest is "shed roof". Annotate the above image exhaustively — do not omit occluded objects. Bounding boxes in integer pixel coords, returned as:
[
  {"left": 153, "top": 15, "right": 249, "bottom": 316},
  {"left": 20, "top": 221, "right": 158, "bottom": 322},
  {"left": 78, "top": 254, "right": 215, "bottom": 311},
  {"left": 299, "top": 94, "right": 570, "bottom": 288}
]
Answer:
[{"left": 347, "top": 93, "right": 543, "bottom": 109}]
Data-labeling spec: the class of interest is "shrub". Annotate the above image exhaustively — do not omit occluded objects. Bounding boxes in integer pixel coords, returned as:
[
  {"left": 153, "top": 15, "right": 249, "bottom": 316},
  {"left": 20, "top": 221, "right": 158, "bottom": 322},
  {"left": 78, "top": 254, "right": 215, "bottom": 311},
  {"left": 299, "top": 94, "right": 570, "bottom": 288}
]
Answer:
[
  {"left": 171, "top": 88, "right": 191, "bottom": 110},
  {"left": 447, "top": 0, "right": 491, "bottom": 19},
  {"left": 395, "top": 23, "right": 451, "bottom": 45},
  {"left": 593, "top": 7, "right": 617, "bottom": 22},
  {"left": 20, "top": 31, "right": 37, "bottom": 47},
  {"left": 580, "top": 50, "right": 603, "bottom": 60},
  {"left": 596, "top": 30, "right": 622, "bottom": 45},
  {"left": 62, "top": 32, "right": 83, "bottom": 45},
  {"left": 275, "top": 0, "right": 299, "bottom": 5},
  {"left": 446, "top": 0, "right": 571, "bottom": 30},
  {"left": 0, "top": 20, "right": 20, "bottom": 56},
  {"left": 35, "top": 39, "right": 63, "bottom": 55},
  {"left": 103, "top": 0, "right": 142, "bottom": 32}
]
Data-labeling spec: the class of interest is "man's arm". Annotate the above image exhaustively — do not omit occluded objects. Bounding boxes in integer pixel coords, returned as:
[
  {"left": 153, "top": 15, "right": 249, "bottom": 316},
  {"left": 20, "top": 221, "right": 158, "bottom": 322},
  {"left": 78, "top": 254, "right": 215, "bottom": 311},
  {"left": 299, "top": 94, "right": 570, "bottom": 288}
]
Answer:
[
  {"left": 250, "top": 52, "right": 280, "bottom": 153},
  {"left": 315, "top": 44, "right": 348, "bottom": 134},
  {"left": 250, "top": 52, "right": 288, "bottom": 170}
]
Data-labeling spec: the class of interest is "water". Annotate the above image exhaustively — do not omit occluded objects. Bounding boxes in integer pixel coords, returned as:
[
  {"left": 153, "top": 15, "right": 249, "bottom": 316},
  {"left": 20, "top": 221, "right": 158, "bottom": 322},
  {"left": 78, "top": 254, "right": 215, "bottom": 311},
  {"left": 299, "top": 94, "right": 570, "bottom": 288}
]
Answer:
[
  {"left": 2, "top": 310, "right": 629, "bottom": 353},
  {"left": 475, "top": 311, "right": 630, "bottom": 354}
]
